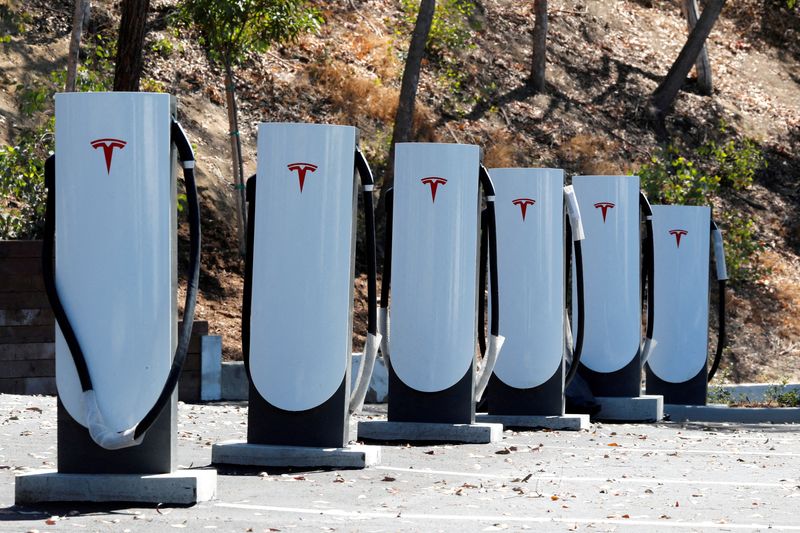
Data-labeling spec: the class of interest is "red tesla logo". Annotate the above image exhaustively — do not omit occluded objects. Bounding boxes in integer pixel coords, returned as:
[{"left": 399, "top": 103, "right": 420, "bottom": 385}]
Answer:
[
  {"left": 594, "top": 202, "right": 615, "bottom": 222},
  {"left": 421, "top": 177, "right": 447, "bottom": 203},
  {"left": 90, "top": 138, "right": 127, "bottom": 174},
  {"left": 287, "top": 162, "right": 318, "bottom": 193},
  {"left": 669, "top": 229, "right": 688, "bottom": 248},
  {"left": 512, "top": 198, "right": 536, "bottom": 221}
]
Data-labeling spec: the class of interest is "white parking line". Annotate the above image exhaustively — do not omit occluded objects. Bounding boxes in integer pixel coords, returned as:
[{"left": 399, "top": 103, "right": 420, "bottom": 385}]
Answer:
[
  {"left": 215, "top": 502, "right": 800, "bottom": 530},
  {"left": 543, "top": 445, "right": 800, "bottom": 458},
  {"left": 375, "top": 465, "right": 796, "bottom": 488}
]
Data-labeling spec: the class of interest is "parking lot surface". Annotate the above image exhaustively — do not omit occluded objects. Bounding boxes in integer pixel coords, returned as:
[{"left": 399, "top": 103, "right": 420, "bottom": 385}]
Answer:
[{"left": 1, "top": 394, "right": 799, "bottom": 532}]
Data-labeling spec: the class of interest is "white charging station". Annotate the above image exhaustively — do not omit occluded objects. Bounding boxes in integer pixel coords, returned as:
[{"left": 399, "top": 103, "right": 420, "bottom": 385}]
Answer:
[
  {"left": 15, "top": 92, "right": 216, "bottom": 505},
  {"left": 475, "top": 168, "right": 589, "bottom": 431},
  {"left": 357, "top": 143, "right": 503, "bottom": 444},
  {"left": 572, "top": 175, "right": 663, "bottom": 421},
  {"left": 212, "top": 123, "right": 380, "bottom": 469},
  {"left": 645, "top": 205, "right": 728, "bottom": 405}
]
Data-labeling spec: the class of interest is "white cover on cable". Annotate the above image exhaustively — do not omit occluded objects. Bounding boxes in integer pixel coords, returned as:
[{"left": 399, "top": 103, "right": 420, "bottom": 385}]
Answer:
[
  {"left": 474, "top": 334, "right": 505, "bottom": 401},
  {"left": 563, "top": 185, "right": 585, "bottom": 241},
  {"left": 378, "top": 307, "right": 391, "bottom": 364},
  {"left": 82, "top": 390, "right": 143, "bottom": 450},
  {"left": 639, "top": 337, "right": 657, "bottom": 367},
  {"left": 712, "top": 229, "right": 728, "bottom": 281},
  {"left": 349, "top": 332, "right": 382, "bottom": 414}
]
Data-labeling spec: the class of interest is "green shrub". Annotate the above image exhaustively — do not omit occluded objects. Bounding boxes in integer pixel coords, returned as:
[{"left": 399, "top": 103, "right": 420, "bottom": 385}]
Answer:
[
  {"left": 707, "top": 385, "right": 734, "bottom": 405},
  {"left": 150, "top": 37, "right": 175, "bottom": 58},
  {"left": 0, "top": 4, "right": 31, "bottom": 44},
  {"left": 765, "top": 379, "right": 800, "bottom": 407},
  {"left": 397, "top": 0, "right": 478, "bottom": 93},
  {"left": 0, "top": 127, "right": 50, "bottom": 239},
  {"left": 399, "top": 0, "right": 478, "bottom": 57},
  {"left": 0, "top": 37, "right": 113, "bottom": 240}
]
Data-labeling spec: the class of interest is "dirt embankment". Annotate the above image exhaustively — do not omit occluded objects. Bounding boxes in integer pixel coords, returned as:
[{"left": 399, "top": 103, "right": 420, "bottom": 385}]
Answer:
[{"left": 1, "top": 0, "right": 799, "bottom": 382}]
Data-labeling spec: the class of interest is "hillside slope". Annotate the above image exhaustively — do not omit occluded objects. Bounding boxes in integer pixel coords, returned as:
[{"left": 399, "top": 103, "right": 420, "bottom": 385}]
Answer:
[{"left": 1, "top": 0, "right": 798, "bottom": 383}]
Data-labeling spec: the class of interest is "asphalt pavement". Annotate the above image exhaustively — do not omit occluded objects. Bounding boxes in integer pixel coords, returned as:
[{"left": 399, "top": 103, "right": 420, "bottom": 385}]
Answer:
[{"left": 1, "top": 394, "right": 799, "bottom": 532}]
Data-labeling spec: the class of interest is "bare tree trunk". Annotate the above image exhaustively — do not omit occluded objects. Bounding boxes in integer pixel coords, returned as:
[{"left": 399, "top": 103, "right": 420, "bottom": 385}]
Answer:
[
  {"left": 224, "top": 64, "right": 247, "bottom": 256},
  {"left": 684, "top": 0, "right": 713, "bottom": 95},
  {"left": 113, "top": 0, "right": 151, "bottom": 91},
  {"left": 650, "top": 0, "right": 725, "bottom": 130},
  {"left": 385, "top": 0, "right": 436, "bottom": 190},
  {"left": 529, "top": 0, "right": 548, "bottom": 93},
  {"left": 65, "top": 0, "right": 91, "bottom": 92}
]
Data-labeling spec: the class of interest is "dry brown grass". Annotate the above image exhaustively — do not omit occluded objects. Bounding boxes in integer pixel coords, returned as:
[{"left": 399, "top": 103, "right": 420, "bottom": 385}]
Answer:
[
  {"left": 758, "top": 249, "right": 800, "bottom": 341},
  {"left": 482, "top": 128, "right": 518, "bottom": 169},
  {"left": 559, "top": 133, "right": 625, "bottom": 175},
  {"left": 309, "top": 59, "right": 435, "bottom": 140},
  {"left": 351, "top": 34, "right": 399, "bottom": 82}
]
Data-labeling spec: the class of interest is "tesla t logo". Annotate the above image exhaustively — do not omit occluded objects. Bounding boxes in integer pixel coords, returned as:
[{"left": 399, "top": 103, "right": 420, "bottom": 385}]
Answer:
[
  {"left": 594, "top": 202, "right": 615, "bottom": 222},
  {"left": 669, "top": 229, "right": 688, "bottom": 248},
  {"left": 90, "top": 138, "right": 127, "bottom": 174},
  {"left": 512, "top": 198, "right": 536, "bottom": 221},
  {"left": 287, "top": 162, "right": 318, "bottom": 193},
  {"left": 421, "top": 177, "right": 447, "bottom": 203}
]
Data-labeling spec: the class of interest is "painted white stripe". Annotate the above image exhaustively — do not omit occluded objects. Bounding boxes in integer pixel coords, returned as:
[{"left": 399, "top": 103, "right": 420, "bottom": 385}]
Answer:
[
  {"left": 215, "top": 502, "right": 800, "bottom": 531},
  {"left": 375, "top": 466, "right": 794, "bottom": 489},
  {"left": 544, "top": 445, "right": 800, "bottom": 458}
]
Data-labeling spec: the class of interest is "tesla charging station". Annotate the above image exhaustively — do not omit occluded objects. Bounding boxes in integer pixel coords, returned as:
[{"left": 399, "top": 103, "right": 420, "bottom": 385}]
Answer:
[
  {"left": 212, "top": 123, "right": 381, "bottom": 469},
  {"left": 357, "top": 143, "right": 504, "bottom": 444},
  {"left": 475, "top": 168, "right": 589, "bottom": 430},
  {"left": 15, "top": 92, "right": 216, "bottom": 505},
  {"left": 572, "top": 175, "right": 663, "bottom": 421},
  {"left": 645, "top": 205, "right": 728, "bottom": 405}
]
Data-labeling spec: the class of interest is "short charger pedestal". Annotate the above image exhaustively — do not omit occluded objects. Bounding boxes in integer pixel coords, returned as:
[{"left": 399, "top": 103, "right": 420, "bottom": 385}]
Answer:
[
  {"left": 477, "top": 413, "right": 589, "bottom": 431},
  {"left": 212, "top": 441, "right": 380, "bottom": 469},
  {"left": 357, "top": 420, "right": 502, "bottom": 444},
  {"left": 594, "top": 395, "right": 664, "bottom": 422}
]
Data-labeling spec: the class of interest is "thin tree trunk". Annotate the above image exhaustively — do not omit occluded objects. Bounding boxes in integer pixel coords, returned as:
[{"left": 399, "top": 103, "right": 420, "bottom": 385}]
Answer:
[
  {"left": 684, "top": 0, "right": 713, "bottom": 95},
  {"left": 650, "top": 0, "right": 725, "bottom": 129},
  {"left": 65, "top": 0, "right": 90, "bottom": 92},
  {"left": 113, "top": 0, "right": 151, "bottom": 91},
  {"left": 385, "top": 0, "right": 436, "bottom": 190},
  {"left": 529, "top": 0, "right": 548, "bottom": 93},
  {"left": 224, "top": 64, "right": 247, "bottom": 256}
]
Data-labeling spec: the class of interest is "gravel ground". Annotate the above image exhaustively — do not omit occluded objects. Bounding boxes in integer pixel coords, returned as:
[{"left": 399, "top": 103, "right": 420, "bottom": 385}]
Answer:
[{"left": 1, "top": 394, "right": 800, "bottom": 532}]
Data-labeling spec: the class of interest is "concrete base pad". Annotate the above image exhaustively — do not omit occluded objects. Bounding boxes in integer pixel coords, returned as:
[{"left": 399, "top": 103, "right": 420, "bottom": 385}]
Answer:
[
  {"left": 666, "top": 403, "right": 800, "bottom": 424},
  {"left": 212, "top": 441, "right": 380, "bottom": 469},
  {"left": 595, "top": 395, "right": 664, "bottom": 422},
  {"left": 476, "top": 413, "right": 589, "bottom": 431},
  {"left": 15, "top": 469, "right": 217, "bottom": 505},
  {"left": 357, "top": 421, "right": 502, "bottom": 444}
]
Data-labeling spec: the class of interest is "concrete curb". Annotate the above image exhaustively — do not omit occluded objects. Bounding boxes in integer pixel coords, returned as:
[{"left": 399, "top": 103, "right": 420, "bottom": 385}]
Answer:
[
  {"left": 713, "top": 383, "right": 800, "bottom": 403},
  {"left": 666, "top": 403, "right": 800, "bottom": 423}
]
